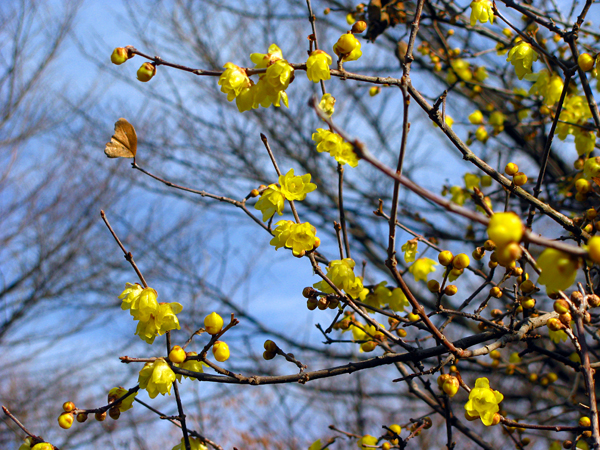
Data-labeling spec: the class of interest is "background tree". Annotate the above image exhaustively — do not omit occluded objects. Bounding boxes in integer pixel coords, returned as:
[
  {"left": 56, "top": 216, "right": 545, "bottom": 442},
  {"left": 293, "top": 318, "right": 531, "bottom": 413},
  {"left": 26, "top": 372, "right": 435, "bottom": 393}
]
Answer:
[{"left": 3, "top": 0, "right": 600, "bottom": 449}]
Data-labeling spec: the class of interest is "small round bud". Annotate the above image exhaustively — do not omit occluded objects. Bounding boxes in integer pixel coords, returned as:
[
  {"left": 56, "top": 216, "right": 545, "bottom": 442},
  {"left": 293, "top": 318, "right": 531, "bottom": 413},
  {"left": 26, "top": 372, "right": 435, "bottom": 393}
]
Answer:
[
  {"left": 382, "top": 443, "right": 391, "bottom": 450},
  {"left": 212, "top": 340, "right": 230, "bottom": 362},
  {"left": 578, "top": 53, "right": 595, "bottom": 72},
  {"left": 588, "top": 294, "right": 600, "bottom": 308},
  {"left": 520, "top": 280, "right": 535, "bottom": 293},
  {"left": 62, "top": 401, "right": 76, "bottom": 413},
  {"left": 427, "top": 279, "right": 440, "bottom": 293},
  {"left": 324, "top": 7, "right": 331, "bottom": 14},
  {"left": 520, "top": 297, "right": 536, "bottom": 309},
  {"left": 111, "top": 47, "right": 130, "bottom": 65},
  {"left": 339, "top": 318, "right": 351, "bottom": 329},
  {"left": 76, "top": 412, "right": 88, "bottom": 423},
  {"left": 563, "top": 441, "right": 573, "bottom": 449},
  {"left": 137, "top": 62, "right": 156, "bottom": 82},
  {"left": 453, "top": 253, "right": 470, "bottom": 270},
  {"left": 490, "top": 286, "right": 503, "bottom": 298},
  {"left": 571, "top": 291, "right": 583, "bottom": 305},
  {"left": 396, "top": 328, "right": 407, "bottom": 338},
  {"left": 361, "top": 341, "right": 378, "bottom": 352},
  {"left": 264, "top": 340, "right": 277, "bottom": 352},
  {"left": 438, "top": 250, "right": 454, "bottom": 266},
  {"left": 444, "top": 285, "right": 458, "bottom": 296},
  {"left": 528, "top": 373, "right": 538, "bottom": 382},
  {"left": 520, "top": 437, "right": 531, "bottom": 445},
  {"left": 437, "top": 373, "right": 451, "bottom": 388},
  {"left": 583, "top": 311, "right": 591, "bottom": 324},
  {"left": 490, "top": 350, "right": 501, "bottom": 359},
  {"left": 263, "top": 350, "right": 276, "bottom": 360},
  {"left": 351, "top": 21, "right": 367, "bottom": 33},
  {"left": 559, "top": 312, "right": 572, "bottom": 326},
  {"left": 576, "top": 178, "right": 591, "bottom": 194},
  {"left": 575, "top": 191, "right": 587, "bottom": 202},
  {"left": 249, "top": 189, "right": 259, "bottom": 197},
  {"left": 109, "top": 407, "right": 121, "bottom": 420},
  {"left": 317, "top": 297, "right": 328, "bottom": 310},
  {"left": 328, "top": 297, "right": 340, "bottom": 309},
  {"left": 547, "top": 318, "right": 563, "bottom": 331},
  {"left": 586, "top": 208, "right": 597, "bottom": 220},
  {"left": 302, "top": 287, "right": 316, "bottom": 298},
  {"left": 204, "top": 312, "right": 224, "bottom": 335},
  {"left": 307, "top": 298, "right": 318, "bottom": 310},
  {"left": 548, "top": 372, "right": 558, "bottom": 383},
  {"left": 513, "top": 172, "right": 528, "bottom": 186},
  {"left": 442, "top": 376, "right": 460, "bottom": 397},
  {"left": 490, "top": 413, "right": 501, "bottom": 426},
  {"left": 369, "top": 86, "right": 381, "bottom": 96},
  {"left": 505, "top": 162, "right": 519, "bottom": 176},
  {"left": 484, "top": 240, "right": 496, "bottom": 251},
  {"left": 169, "top": 345, "right": 187, "bottom": 364},
  {"left": 579, "top": 416, "right": 592, "bottom": 427},
  {"left": 58, "top": 412, "right": 74, "bottom": 429},
  {"left": 407, "top": 312, "right": 420, "bottom": 322},
  {"left": 423, "top": 417, "right": 432, "bottom": 429},
  {"left": 95, "top": 411, "right": 107, "bottom": 422}
]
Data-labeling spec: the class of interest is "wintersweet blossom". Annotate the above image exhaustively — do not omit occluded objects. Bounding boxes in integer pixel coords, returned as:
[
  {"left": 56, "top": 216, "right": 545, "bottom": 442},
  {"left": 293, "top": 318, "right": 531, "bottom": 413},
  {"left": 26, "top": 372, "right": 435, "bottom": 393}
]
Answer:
[
  {"left": 389, "top": 287, "right": 410, "bottom": 312},
  {"left": 312, "top": 128, "right": 359, "bottom": 167},
  {"left": 313, "top": 258, "right": 368, "bottom": 299},
  {"left": 176, "top": 351, "right": 205, "bottom": 381},
  {"left": 549, "top": 327, "right": 568, "bottom": 343},
  {"left": 527, "top": 70, "right": 563, "bottom": 106},
  {"left": 318, "top": 93, "right": 336, "bottom": 118},
  {"left": 172, "top": 437, "right": 208, "bottom": 450},
  {"left": 364, "top": 281, "right": 391, "bottom": 308},
  {"left": 464, "top": 377, "right": 504, "bottom": 426},
  {"left": 279, "top": 168, "right": 317, "bottom": 201},
  {"left": 125, "top": 286, "right": 159, "bottom": 322},
  {"left": 263, "top": 59, "right": 294, "bottom": 94},
  {"left": 270, "top": 220, "right": 319, "bottom": 256},
  {"left": 108, "top": 387, "right": 137, "bottom": 412},
  {"left": 401, "top": 239, "right": 419, "bottom": 262},
  {"left": 357, "top": 435, "right": 378, "bottom": 450},
  {"left": 409, "top": 258, "right": 437, "bottom": 282},
  {"left": 507, "top": 41, "right": 538, "bottom": 79},
  {"left": 306, "top": 50, "right": 332, "bottom": 83},
  {"left": 135, "top": 301, "right": 183, "bottom": 344},
  {"left": 470, "top": 0, "right": 494, "bottom": 26},
  {"left": 574, "top": 130, "right": 596, "bottom": 157},
  {"left": 537, "top": 248, "right": 579, "bottom": 293},
  {"left": 138, "top": 359, "right": 176, "bottom": 399},
  {"left": 333, "top": 33, "right": 362, "bottom": 62},
  {"left": 487, "top": 212, "right": 523, "bottom": 247},
  {"left": 218, "top": 63, "right": 250, "bottom": 101},
  {"left": 250, "top": 43, "right": 283, "bottom": 68},
  {"left": 255, "top": 184, "right": 285, "bottom": 222}
]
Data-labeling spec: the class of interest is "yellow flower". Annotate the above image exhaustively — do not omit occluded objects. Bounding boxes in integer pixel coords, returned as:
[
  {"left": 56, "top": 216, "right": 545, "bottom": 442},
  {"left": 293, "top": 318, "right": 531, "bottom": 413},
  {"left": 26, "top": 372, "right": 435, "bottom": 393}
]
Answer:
[
  {"left": 549, "top": 327, "right": 568, "bottom": 343},
  {"left": 255, "top": 184, "right": 285, "bottom": 222},
  {"left": 489, "top": 111, "right": 505, "bottom": 132},
  {"left": 583, "top": 156, "right": 600, "bottom": 180},
  {"left": 263, "top": 59, "right": 294, "bottom": 95},
  {"left": 270, "top": 221, "right": 319, "bottom": 256},
  {"left": 357, "top": 435, "right": 378, "bottom": 450},
  {"left": 314, "top": 258, "right": 367, "bottom": 299},
  {"left": 108, "top": 387, "right": 137, "bottom": 412},
  {"left": 450, "top": 59, "right": 472, "bottom": 81},
  {"left": 176, "top": 351, "right": 205, "bottom": 381},
  {"left": 279, "top": 168, "right": 317, "bottom": 201},
  {"left": 172, "top": 437, "right": 208, "bottom": 450},
  {"left": 464, "top": 173, "right": 480, "bottom": 190},
  {"left": 333, "top": 33, "right": 362, "bottom": 62},
  {"left": 364, "top": 281, "right": 391, "bottom": 308},
  {"left": 507, "top": 42, "right": 538, "bottom": 79},
  {"left": 218, "top": 63, "right": 250, "bottom": 102},
  {"left": 409, "top": 258, "right": 437, "bottom": 282},
  {"left": 464, "top": 377, "right": 504, "bottom": 426},
  {"left": 306, "top": 50, "right": 332, "bottom": 83},
  {"left": 204, "top": 312, "right": 224, "bottom": 335},
  {"left": 401, "top": 239, "right": 419, "bottom": 262},
  {"left": 475, "top": 126, "right": 488, "bottom": 142},
  {"left": 235, "top": 82, "right": 257, "bottom": 112},
  {"left": 135, "top": 301, "right": 183, "bottom": 344},
  {"left": 119, "top": 283, "right": 143, "bottom": 310},
  {"left": 138, "top": 359, "right": 176, "bottom": 399},
  {"left": 128, "top": 287, "right": 159, "bottom": 322},
  {"left": 474, "top": 66, "right": 488, "bottom": 81},
  {"left": 253, "top": 77, "right": 289, "bottom": 109},
  {"left": 469, "top": 110, "right": 484, "bottom": 124},
  {"left": 449, "top": 186, "right": 467, "bottom": 205},
  {"left": 213, "top": 340, "right": 230, "bottom": 362},
  {"left": 574, "top": 130, "right": 596, "bottom": 157},
  {"left": 470, "top": 0, "right": 494, "bottom": 26},
  {"left": 527, "top": 70, "right": 563, "bottom": 106},
  {"left": 312, "top": 128, "right": 359, "bottom": 167},
  {"left": 345, "top": 276, "right": 369, "bottom": 300},
  {"left": 318, "top": 93, "right": 336, "bottom": 118},
  {"left": 250, "top": 43, "right": 283, "bottom": 69},
  {"left": 537, "top": 248, "right": 579, "bottom": 293},
  {"left": 389, "top": 288, "right": 410, "bottom": 312},
  {"left": 487, "top": 212, "right": 523, "bottom": 247}
]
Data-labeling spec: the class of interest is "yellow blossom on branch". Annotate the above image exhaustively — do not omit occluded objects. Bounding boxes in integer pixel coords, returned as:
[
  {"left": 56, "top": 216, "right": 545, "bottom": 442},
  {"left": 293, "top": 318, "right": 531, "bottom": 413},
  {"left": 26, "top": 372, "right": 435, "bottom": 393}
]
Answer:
[
  {"left": 401, "top": 239, "right": 419, "bottom": 262},
  {"left": 250, "top": 43, "right": 283, "bottom": 68},
  {"left": 172, "top": 437, "right": 208, "bottom": 450},
  {"left": 306, "top": 50, "right": 332, "bottom": 83},
  {"left": 135, "top": 301, "right": 183, "bottom": 344},
  {"left": 218, "top": 63, "right": 250, "bottom": 101},
  {"left": 312, "top": 128, "right": 359, "bottom": 167},
  {"left": 409, "top": 258, "right": 437, "bottom": 282},
  {"left": 318, "top": 93, "right": 336, "bottom": 118},
  {"left": 313, "top": 258, "right": 367, "bottom": 299},
  {"left": 507, "top": 41, "right": 538, "bottom": 79},
  {"left": 108, "top": 387, "right": 137, "bottom": 412},
  {"left": 333, "top": 33, "right": 362, "bottom": 62},
  {"left": 537, "top": 248, "right": 579, "bottom": 293},
  {"left": 254, "top": 184, "right": 285, "bottom": 222},
  {"left": 464, "top": 377, "right": 503, "bottom": 426},
  {"left": 138, "top": 359, "right": 176, "bottom": 399},
  {"left": 279, "top": 168, "right": 317, "bottom": 201},
  {"left": 470, "top": 0, "right": 494, "bottom": 26},
  {"left": 270, "top": 220, "right": 319, "bottom": 256}
]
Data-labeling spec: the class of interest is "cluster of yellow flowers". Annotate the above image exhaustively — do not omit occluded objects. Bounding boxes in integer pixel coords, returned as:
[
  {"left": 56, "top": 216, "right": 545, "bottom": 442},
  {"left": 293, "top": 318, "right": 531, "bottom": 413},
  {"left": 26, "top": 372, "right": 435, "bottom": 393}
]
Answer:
[
  {"left": 312, "top": 128, "right": 359, "bottom": 167},
  {"left": 254, "top": 168, "right": 317, "bottom": 222},
  {"left": 119, "top": 283, "right": 182, "bottom": 344},
  {"left": 270, "top": 220, "right": 320, "bottom": 257},
  {"left": 313, "top": 258, "right": 367, "bottom": 299},
  {"left": 556, "top": 95, "right": 595, "bottom": 156}
]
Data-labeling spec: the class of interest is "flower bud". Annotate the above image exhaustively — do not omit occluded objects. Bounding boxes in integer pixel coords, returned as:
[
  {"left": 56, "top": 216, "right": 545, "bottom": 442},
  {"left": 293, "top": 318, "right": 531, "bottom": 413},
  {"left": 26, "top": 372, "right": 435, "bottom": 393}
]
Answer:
[
  {"left": 264, "top": 340, "right": 277, "bottom": 352},
  {"left": 137, "top": 62, "right": 156, "bottom": 82},
  {"left": 169, "top": 345, "right": 187, "bottom": 364},
  {"left": 263, "top": 350, "right": 276, "bottom": 360},
  {"left": 204, "top": 312, "right": 224, "bottom": 335},
  {"left": 442, "top": 376, "right": 460, "bottom": 397},
  {"left": 578, "top": 53, "right": 595, "bottom": 72},
  {"left": 453, "top": 253, "right": 470, "bottom": 270},
  {"left": 513, "top": 172, "right": 528, "bottom": 186},
  {"left": 62, "top": 401, "right": 76, "bottom": 413},
  {"left": 559, "top": 312, "right": 572, "bottom": 326},
  {"left": 438, "top": 250, "right": 454, "bottom": 266},
  {"left": 579, "top": 416, "right": 592, "bottom": 427},
  {"left": 427, "top": 279, "right": 440, "bottom": 293},
  {"left": 588, "top": 294, "right": 600, "bottom": 308},
  {"left": 58, "top": 412, "right": 74, "bottom": 429},
  {"left": 444, "top": 285, "right": 458, "bottom": 296},
  {"left": 109, "top": 407, "right": 121, "bottom": 420},
  {"left": 351, "top": 21, "right": 367, "bottom": 33},
  {"left": 76, "top": 412, "right": 88, "bottom": 423},
  {"left": 95, "top": 411, "right": 107, "bottom": 421},
  {"left": 306, "top": 298, "right": 318, "bottom": 310},
  {"left": 361, "top": 341, "right": 377, "bottom": 352},
  {"left": 505, "top": 162, "right": 519, "bottom": 176},
  {"left": 547, "top": 318, "right": 563, "bottom": 331},
  {"left": 111, "top": 47, "right": 131, "bottom": 65},
  {"left": 212, "top": 340, "right": 230, "bottom": 362}
]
